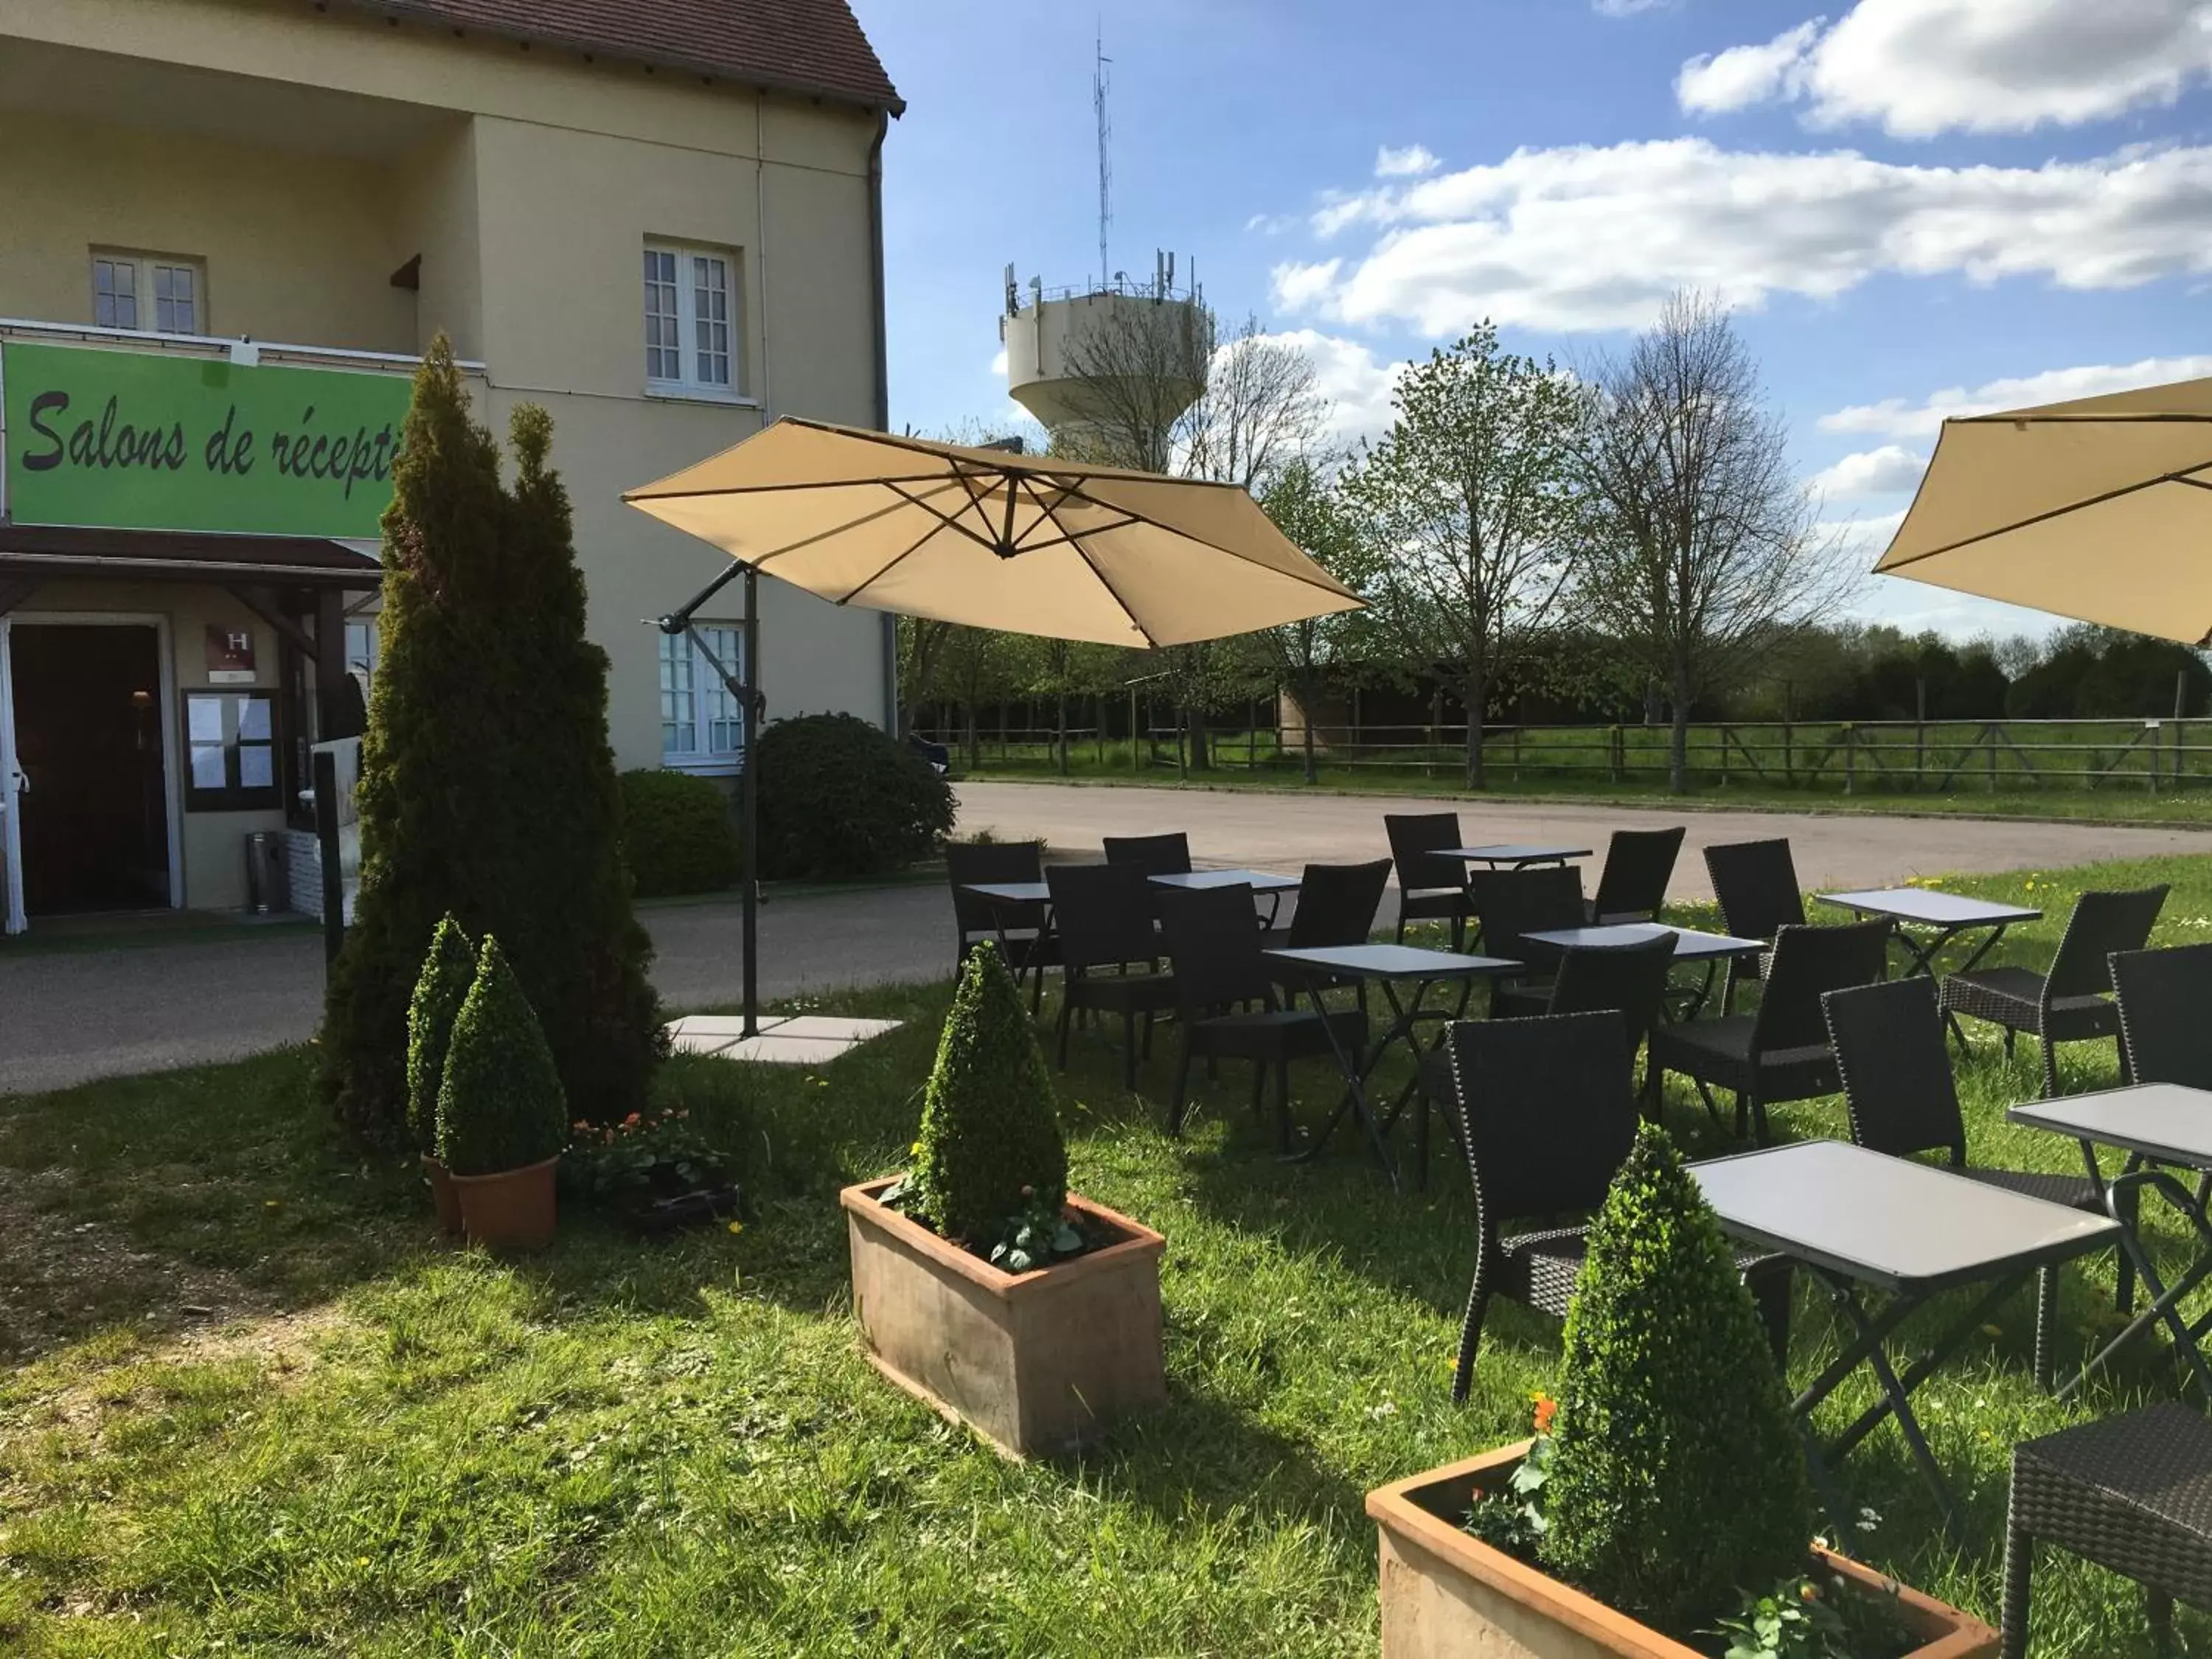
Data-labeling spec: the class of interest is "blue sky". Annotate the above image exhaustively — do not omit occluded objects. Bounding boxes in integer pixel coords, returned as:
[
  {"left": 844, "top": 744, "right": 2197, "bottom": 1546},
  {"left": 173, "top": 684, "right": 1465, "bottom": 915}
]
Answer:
[{"left": 855, "top": 0, "right": 2212, "bottom": 641}]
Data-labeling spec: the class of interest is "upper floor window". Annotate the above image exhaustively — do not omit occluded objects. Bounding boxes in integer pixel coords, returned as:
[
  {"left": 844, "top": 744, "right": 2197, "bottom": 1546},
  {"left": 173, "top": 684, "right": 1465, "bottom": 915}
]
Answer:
[
  {"left": 644, "top": 243, "right": 740, "bottom": 397},
  {"left": 92, "top": 252, "right": 205, "bottom": 335}
]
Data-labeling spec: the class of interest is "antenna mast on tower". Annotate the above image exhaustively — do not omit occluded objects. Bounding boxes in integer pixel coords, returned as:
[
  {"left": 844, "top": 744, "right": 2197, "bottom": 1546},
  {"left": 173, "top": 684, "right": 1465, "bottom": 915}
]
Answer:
[{"left": 1093, "top": 29, "right": 1112, "bottom": 290}]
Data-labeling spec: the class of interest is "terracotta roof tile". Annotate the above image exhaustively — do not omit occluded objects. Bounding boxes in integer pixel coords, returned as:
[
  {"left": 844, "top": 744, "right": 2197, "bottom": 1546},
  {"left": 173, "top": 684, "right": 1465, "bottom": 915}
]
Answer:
[{"left": 336, "top": 0, "right": 902, "bottom": 113}]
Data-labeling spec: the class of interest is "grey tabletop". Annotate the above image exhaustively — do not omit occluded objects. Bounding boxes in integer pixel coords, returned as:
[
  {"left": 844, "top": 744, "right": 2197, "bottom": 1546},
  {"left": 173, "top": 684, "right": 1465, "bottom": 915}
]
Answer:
[
  {"left": 2009, "top": 1082, "right": 2212, "bottom": 1167},
  {"left": 1815, "top": 888, "right": 2042, "bottom": 928},
  {"left": 1691, "top": 1140, "right": 2120, "bottom": 1295},
  {"left": 1150, "top": 869, "right": 1302, "bottom": 894},
  {"left": 1520, "top": 922, "right": 1764, "bottom": 963},
  {"left": 961, "top": 881, "right": 1051, "bottom": 905},
  {"left": 1267, "top": 943, "right": 1521, "bottom": 981},
  {"left": 1443, "top": 844, "right": 1593, "bottom": 866}
]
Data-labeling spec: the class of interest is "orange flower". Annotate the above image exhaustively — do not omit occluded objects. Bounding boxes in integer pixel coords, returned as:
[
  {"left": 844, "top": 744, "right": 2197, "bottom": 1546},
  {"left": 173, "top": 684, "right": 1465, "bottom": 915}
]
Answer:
[
  {"left": 624, "top": 1112, "right": 642, "bottom": 1127},
  {"left": 1531, "top": 1394, "right": 1558, "bottom": 1436}
]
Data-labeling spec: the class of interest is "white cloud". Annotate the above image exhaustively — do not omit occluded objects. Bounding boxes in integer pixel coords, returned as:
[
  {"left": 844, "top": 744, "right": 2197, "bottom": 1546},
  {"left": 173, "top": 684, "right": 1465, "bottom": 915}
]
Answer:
[
  {"left": 1276, "top": 137, "right": 2212, "bottom": 335},
  {"left": 1809, "top": 445, "right": 1927, "bottom": 498},
  {"left": 1375, "top": 143, "right": 1441, "bottom": 178},
  {"left": 1677, "top": 21, "right": 1823, "bottom": 115},
  {"left": 990, "top": 347, "right": 1008, "bottom": 378},
  {"left": 1819, "top": 507, "right": 1909, "bottom": 564},
  {"left": 1593, "top": 0, "right": 1675, "bottom": 14},
  {"left": 1821, "top": 355, "right": 2212, "bottom": 439},
  {"left": 1253, "top": 329, "right": 1409, "bottom": 449},
  {"left": 1245, "top": 211, "right": 1298, "bottom": 235},
  {"left": 1678, "top": 0, "right": 2212, "bottom": 138}
]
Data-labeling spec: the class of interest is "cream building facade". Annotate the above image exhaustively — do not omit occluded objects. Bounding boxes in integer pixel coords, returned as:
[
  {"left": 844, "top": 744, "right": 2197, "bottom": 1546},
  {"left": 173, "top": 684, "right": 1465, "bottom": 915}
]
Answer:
[{"left": 0, "top": 0, "right": 901, "bottom": 930}]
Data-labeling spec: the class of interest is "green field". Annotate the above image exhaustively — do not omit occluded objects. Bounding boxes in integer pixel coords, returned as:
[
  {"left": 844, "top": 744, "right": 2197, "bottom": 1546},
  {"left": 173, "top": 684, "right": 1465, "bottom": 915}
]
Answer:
[{"left": 5, "top": 855, "right": 2212, "bottom": 1653}]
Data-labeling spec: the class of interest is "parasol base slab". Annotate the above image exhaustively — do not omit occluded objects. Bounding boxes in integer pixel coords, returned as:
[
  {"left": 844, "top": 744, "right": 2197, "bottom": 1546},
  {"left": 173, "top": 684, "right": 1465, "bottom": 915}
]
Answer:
[{"left": 665, "top": 1012, "right": 901, "bottom": 1066}]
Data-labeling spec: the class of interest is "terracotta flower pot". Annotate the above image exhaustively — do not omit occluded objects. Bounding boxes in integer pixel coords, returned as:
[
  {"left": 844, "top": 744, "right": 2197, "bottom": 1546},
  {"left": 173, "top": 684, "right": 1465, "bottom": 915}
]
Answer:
[
  {"left": 421, "top": 1155, "right": 464, "bottom": 1239},
  {"left": 1366, "top": 1442, "right": 1998, "bottom": 1659},
  {"left": 451, "top": 1155, "right": 560, "bottom": 1251},
  {"left": 841, "top": 1176, "right": 1166, "bottom": 1459}
]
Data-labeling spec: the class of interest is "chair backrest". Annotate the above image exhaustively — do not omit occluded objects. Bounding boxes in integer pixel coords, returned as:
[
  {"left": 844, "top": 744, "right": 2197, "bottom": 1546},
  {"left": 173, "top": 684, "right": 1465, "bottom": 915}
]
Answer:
[
  {"left": 1467, "top": 865, "right": 1586, "bottom": 961},
  {"left": 1446, "top": 1010, "right": 1638, "bottom": 1226},
  {"left": 1288, "top": 859, "right": 1391, "bottom": 949},
  {"left": 1590, "top": 826, "right": 1686, "bottom": 921},
  {"left": 1752, "top": 919, "right": 1891, "bottom": 1054},
  {"left": 1545, "top": 931, "right": 1677, "bottom": 1054},
  {"left": 1156, "top": 882, "right": 1272, "bottom": 1011},
  {"left": 1102, "top": 832, "right": 1192, "bottom": 877},
  {"left": 1048, "top": 863, "right": 1164, "bottom": 973},
  {"left": 1703, "top": 838, "right": 1806, "bottom": 943},
  {"left": 1820, "top": 976, "right": 1966, "bottom": 1162},
  {"left": 2112, "top": 943, "right": 2212, "bottom": 1089},
  {"left": 1384, "top": 812, "right": 1465, "bottom": 895},
  {"left": 2045, "top": 886, "right": 2170, "bottom": 1001},
  {"left": 945, "top": 839, "right": 1045, "bottom": 939}
]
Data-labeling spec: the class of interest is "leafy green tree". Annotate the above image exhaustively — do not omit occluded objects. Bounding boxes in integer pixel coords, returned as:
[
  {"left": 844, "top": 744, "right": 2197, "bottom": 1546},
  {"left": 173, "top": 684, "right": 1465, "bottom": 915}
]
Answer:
[
  {"left": 321, "top": 338, "right": 663, "bottom": 1146},
  {"left": 434, "top": 936, "right": 568, "bottom": 1178},
  {"left": 1255, "top": 458, "right": 1382, "bottom": 782},
  {"left": 1345, "top": 324, "right": 1589, "bottom": 788},
  {"left": 1540, "top": 1124, "right": 1812, "bottom": 1636},
  {"left": 909, "top": 942, "right": 1068, "bottom": 1243}
]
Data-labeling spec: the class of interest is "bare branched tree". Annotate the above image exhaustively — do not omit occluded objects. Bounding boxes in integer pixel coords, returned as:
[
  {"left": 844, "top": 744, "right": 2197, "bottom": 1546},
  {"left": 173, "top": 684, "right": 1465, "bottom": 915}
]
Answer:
[
  {"left": 1052, "top": 299, "right": 1217, "bottom": 474},
  {"left": 1576, "top": 293, "right": 1855, "bottom": 792},
  {"left": 1344, "top": 324, "right": 1589, "bottom": 789}
]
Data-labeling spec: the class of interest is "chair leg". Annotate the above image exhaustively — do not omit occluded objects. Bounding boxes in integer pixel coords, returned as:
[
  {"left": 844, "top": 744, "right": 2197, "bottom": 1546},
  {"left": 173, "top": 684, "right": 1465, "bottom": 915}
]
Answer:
[
  {"left": 1749, "top": 1091, "right": 1772, "bottom": 1148},
  {"left": 1121, "top": 1009, "right": 1138, "bottom": 1093},
  {"left": 1395, "top": 910, "right": 1408, "bottom": 945},
  {"left": 1453, "top": 1261, "right": 1495, "bottom": 1405},
  {"left": 1030, "top": 961, "right": 1044, "bottom": 1018},
  {"left": 2117, "top": 1178, "right": 2140, "bottom": 1315},
  {"left": 2039, "top": 1034, "right": 2059, "bottom": 1099},
  {"left": 1999, "top": 1512, "right": 2032, "bottom": 1659},
  {"left": 1248, "top": 1059, "right": 1266, "bottom": 1121},
  {"left": 2003, "top": 1026, "right": 2016, "bottom": 1060},
  {"left": 1746, "top": 1260, "right": 1792, "bottom": 1375},
  {"left": 1055, "top": 996, "right": 1075, "bottom": 1072},
  {"left": 1169, "top": 1038, "right": 1194, "bottom": 1136},
  {"left": 2034, "top": 1264, "right": 2058, "bottom": 1392},
  {"left": 1275, "top": 1061, "right": 1292, "bottom": 1154},
  {"left": 2149, "top": 1590, "right": 2174, "bottom": 1655}
]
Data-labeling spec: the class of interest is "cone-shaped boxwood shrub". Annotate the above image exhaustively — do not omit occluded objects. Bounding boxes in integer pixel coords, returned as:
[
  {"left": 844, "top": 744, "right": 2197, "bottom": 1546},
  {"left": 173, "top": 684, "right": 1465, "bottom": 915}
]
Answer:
[
  {"left": 1538, "top": 1123, "right": 1813, "bottom": 1638},
  {"left": 908, "top": 941, "right": 1068, "bottom": 1245},
  {"left": 321, "top": 338, "right": 664, "bottom": 1145},
  {"left": 436, "top": 937, "right": 568, "bottom": 1178},
  {"left": 755, "top": 712, "right": 954, "bottom": 880},
  {"left": 405, "top": 915, "right": 476, "bottom": 1155}
]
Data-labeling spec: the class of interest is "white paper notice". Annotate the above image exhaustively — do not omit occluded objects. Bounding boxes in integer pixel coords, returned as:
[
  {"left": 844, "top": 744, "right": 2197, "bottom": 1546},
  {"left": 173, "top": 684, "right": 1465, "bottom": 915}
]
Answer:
[
  {"left": 238, "top": 745, "right": 274, "bottom": 789},
  {"left": 191, "top": 744, "right": 228, "bottom": 789},
  {"left": 187, "top": 698, "right": 225, "bottom": 743},
  {"left": 237, "top": 700, "right": 272, "bottom": 741}
]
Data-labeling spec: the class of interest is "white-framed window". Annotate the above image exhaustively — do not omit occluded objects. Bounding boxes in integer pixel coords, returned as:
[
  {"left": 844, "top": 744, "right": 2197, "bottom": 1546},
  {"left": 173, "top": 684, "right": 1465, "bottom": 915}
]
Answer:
[
  {"left": 660, "top": 625, "right": 746, "bottom": 771},
  {"left": 644, "top": 243, "right": 740, "bottom": 397},
  {"left": 92, "top": 251, "right": 204, "bottom": 334},
  {"left": 344, "top": 620, "right": 380, "bottom": 684}
]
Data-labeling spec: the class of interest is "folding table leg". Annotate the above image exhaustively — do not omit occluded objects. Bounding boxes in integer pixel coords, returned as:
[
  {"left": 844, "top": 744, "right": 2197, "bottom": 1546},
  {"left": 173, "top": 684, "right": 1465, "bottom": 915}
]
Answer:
[{"left": 1833, "top": 1288, "right": 1966, "bottom": 1536}]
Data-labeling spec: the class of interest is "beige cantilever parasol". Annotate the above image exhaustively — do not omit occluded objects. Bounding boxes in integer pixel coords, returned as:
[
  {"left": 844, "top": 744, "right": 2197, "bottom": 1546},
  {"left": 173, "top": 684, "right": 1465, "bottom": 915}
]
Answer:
[
  {"left": 1874, "top": 375, "right": 2212, "bottom": 644},
  {"left": 623, "top": 417, "right": 1363, "bottom": 1038},
  {"left": 622, "top": 417, "right": 1363, "bottom": 647}
]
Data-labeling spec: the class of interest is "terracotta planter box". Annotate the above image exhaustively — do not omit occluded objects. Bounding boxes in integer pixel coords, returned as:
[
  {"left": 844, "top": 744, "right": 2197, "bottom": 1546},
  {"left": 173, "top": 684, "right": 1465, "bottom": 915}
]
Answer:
[
  {"left": 841, "top": 1177, "right": 1166, "bottom": 1458},
  {"left": 1366, "top": 1443, "right": 1998, "bottom": 1659}
]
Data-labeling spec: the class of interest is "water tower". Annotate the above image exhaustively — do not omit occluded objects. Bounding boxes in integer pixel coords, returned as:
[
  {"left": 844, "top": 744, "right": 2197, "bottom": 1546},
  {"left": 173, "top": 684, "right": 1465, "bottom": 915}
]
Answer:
[{"left": 999, "top": 255, "right": 1208, "bottom": 461}]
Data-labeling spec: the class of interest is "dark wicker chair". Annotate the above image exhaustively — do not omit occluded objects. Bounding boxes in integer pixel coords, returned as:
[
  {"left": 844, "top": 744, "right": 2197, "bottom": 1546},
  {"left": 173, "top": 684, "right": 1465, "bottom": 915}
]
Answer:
[
  {"left": 1441, "top": 1010, "right": 1792, "bottom": 1400},
  {"left": 2003, "top": 1401, "right": 2212, "bottom": 1659},
  {"left": 1265, "top": 859, "right": 1391, "bottom": 992},
  {"left": 1102, "top": 832, "right": 1192, "bottom": 877},
  {"left": 1158, "top": 883, "right": 1367, "bottom": 1149},
  {"left": 1825, "top": 975, "right": 2109, "bottom": 1341},
  {"left": 1647, "top": 919, "right": 1891, "bottom": 1145},
  {"left": 2112, "top": 943, "right": 2212, "bottom": 1091},
  {"left": 1705, "top": 838, "right": 1805, "bottom": 1009},
  {"left": 1385, "top": 813, "right": 1475, "bottom": 949},
  {"left": 1469, "top": 865, "right": 1587, "bottom": 1018},
  {"left": 945, "top": 839, "right": 1060, "bottom": 1013},
  {"left": 1941, "top": 885, "right": 2168, "bottom": 1096},
  {"left": 1047, "top": 863, "right": 1177, "bottom": 1091},
  {"left": 1587, "top": 826, "right": 1685, "bottom": 924},
  {"left": 1545, "top": 932, "right": 1678, "bottom": 1107}
]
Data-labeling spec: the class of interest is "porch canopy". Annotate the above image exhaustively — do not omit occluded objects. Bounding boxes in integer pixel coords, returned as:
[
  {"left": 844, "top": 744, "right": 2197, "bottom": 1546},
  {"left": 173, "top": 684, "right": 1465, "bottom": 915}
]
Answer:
[
  {"left": 1874, "top": 375, "right": 2212, "bottom": 644},
  {"left": 0, "top": 524, "right": 382, "bottom": 592}
]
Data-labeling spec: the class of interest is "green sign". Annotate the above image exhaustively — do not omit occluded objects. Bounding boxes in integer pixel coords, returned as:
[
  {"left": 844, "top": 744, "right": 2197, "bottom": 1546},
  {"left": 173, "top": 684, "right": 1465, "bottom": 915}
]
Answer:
[{"left": 2, "top": 341, "right": 412, "bottom": 538}]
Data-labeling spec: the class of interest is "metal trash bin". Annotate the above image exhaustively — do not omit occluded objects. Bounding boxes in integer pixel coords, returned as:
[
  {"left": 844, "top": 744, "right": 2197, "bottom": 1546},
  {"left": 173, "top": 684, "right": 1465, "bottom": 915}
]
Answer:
[{"left": 244, "top": 830, "right": 288, "bottom": 916}]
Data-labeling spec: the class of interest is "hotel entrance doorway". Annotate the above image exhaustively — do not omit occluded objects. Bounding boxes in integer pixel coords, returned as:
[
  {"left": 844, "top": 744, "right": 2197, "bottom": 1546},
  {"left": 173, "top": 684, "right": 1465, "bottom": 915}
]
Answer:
[{"left": 7, "top": 621, "right": 174, "bottom": 915}]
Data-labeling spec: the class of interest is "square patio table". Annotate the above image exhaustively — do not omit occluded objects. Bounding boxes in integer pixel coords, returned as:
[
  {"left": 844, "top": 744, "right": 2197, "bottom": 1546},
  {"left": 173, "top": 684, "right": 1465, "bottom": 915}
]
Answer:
[
  {"left": 959, "top": 880, "right": 1060, "bottom": 987},
  {"left": 1443, "top": 844, "right": 1593, "bottom": 869},
  {"left": 1267, "top": 943, "right": 1522, "bottom": 1192},
  {"left": 1815, "top": 887, "right": 2042, "bottom": 979},
  {"left": 1148, "top": 868, "right": 1301, "bottom": 894},
  {"left": 1521, "top": 922, "right": 1767, "bottom": 1020},
  {"left": 2008, "top": 1083, "right": 2212, "bottom": 1402},
  {"left": 1693, "top": 1139, "right": 2121, "bottom": 1533}
]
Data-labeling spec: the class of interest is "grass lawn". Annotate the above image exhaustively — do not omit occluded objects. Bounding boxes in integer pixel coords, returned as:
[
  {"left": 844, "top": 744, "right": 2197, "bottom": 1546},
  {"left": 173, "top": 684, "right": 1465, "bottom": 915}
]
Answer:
[
  {"left": 959, "top": 749, "right": 2212, "bottom": 826},
  {"left": 6, "top": 857, "right": 2212, "bottom": 1654}
]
